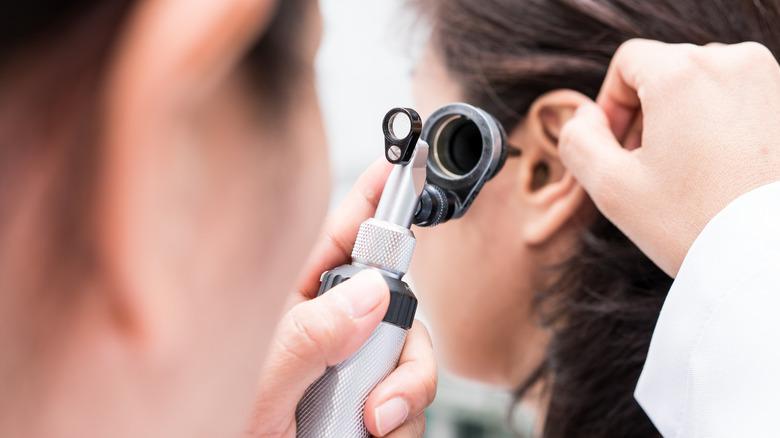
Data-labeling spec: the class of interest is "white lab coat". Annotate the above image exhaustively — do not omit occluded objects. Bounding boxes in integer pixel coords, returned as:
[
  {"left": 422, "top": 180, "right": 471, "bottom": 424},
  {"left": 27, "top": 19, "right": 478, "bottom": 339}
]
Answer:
[{"left": 635, "top": 181, "right": 780, "bottom": 437}]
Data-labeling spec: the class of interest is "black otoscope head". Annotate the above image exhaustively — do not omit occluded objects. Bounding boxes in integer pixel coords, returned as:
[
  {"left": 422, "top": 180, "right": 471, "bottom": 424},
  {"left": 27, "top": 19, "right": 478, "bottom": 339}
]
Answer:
[{"left": 413, "top": 103, "right": 508, "bottom": 227}]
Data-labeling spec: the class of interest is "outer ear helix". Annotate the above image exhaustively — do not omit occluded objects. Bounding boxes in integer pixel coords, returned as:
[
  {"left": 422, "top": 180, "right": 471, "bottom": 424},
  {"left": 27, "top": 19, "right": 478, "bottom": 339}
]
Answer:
[
  {"left": 528, "top": 89, "right": 592, "bottom": 154},
  {"left": 523, "top": 173, "right": 588, "bottom": 246},
  {"left": 538, "top": 105, "right": 575, "bottom": 144}
]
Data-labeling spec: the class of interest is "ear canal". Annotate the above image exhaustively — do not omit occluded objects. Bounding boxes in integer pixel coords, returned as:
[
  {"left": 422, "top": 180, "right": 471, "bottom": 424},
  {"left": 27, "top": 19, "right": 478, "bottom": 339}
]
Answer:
[{"left": 530, "top": 161, "right": 550, "bottom": 191}]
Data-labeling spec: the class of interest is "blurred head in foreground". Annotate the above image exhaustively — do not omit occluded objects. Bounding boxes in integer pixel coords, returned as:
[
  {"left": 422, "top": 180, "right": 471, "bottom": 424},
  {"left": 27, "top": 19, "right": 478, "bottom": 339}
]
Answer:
[{"left": 0, "top": 0, "right": 330, "bottom": 435}]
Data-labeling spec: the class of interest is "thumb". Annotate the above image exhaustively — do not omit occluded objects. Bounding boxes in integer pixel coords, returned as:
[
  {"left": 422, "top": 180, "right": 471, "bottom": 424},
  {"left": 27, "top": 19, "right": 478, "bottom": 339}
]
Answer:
[
  {"left": 558, "top": 102, "right": 636, "bottom": 212},
  {"left": 253, "top": 270, "right": 390, "bottom": 424}
]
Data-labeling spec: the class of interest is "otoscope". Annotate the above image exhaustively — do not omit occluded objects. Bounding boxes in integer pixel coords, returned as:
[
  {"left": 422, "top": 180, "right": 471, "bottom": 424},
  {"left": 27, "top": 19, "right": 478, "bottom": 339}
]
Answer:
[{"left": 295, "top": 103, "right": 508, "bottom": 437}]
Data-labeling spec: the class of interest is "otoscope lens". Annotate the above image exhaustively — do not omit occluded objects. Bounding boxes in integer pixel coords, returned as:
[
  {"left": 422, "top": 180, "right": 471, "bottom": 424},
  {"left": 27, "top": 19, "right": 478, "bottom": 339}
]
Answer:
[
  {"left": 435, "top": 118, "right": 483, "bottom": 177},
  {"left": 419, "top": 102, "right": 507, "bottom": 224},
  {"left": 446, "top": 121, "right": 482, "bottom": 175}
]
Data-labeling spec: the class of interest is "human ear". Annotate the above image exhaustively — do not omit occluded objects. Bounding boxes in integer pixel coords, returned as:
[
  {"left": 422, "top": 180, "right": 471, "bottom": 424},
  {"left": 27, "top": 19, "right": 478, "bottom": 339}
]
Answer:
[
  {"left": 97, "top": 0, "right": 278, "bottom": 339},
  {"left": 516, "top": 90, "right": 593, "bottom": 246}
]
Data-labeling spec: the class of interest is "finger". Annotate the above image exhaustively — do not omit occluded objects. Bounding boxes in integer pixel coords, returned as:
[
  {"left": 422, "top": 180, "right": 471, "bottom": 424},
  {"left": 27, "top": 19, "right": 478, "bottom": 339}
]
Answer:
[
  {"left": 364, "top": 321, "right": 437, "bottom": 437},
  {"left": 596, "top": 38, "right": 670, "bottom": 139},
  {"left": 558, "top": 102, "right": 637, "bottom": 213},
  {"left": 384, "top": 413, "right": 426, "bottom": 438},
  {"left": 293, "top": 158, "right": 394, "bottom": 302},
  {"left": 252, "top": 270, "right": 390, "bottom": 430}
]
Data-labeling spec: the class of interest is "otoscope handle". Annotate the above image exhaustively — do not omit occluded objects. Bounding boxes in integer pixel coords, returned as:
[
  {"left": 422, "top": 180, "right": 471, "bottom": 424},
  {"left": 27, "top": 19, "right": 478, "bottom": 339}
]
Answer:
[
  {"left": 296, "top": 107, "right": 424, "bottom": 437},
  {"left": 295, "top": 264, "right": 417, "bottom": 438}
]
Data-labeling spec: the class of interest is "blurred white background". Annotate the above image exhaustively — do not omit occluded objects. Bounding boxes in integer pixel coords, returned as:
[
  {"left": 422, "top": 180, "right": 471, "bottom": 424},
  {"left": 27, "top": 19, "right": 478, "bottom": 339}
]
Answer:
[
  {"left": 315, "top": 1, "right": 530, "bottom": 436},
  {"left": 316, "top": 0, "right": 420, "bottom": 205}
]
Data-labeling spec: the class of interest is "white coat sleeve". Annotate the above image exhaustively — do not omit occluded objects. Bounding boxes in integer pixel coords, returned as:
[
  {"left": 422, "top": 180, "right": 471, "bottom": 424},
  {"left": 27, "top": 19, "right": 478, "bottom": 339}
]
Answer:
[{"left": 634, "top": 181, "right": 780, "bottom": 438}]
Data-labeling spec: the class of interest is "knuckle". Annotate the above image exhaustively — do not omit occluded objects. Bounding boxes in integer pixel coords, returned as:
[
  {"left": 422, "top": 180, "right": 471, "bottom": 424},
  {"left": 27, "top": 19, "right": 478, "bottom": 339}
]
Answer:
[
  {"left": 615, "top": 38, "right": 647, "bottom": 59},
  {"left": 399, "top": 362, "right": 438, "bottom": 408},
  {"left": 699, "top": 42, "right": 774, "bottom": 79},
  {"left": 733, "top": 41, "right": 776, "bottom": 71},
  {"left": 403, "top": 358, "right": 438, "bottom": 409},
  {"left": 613, "top": 40, "right": 633, "bottom": 60},
  {"left": 738, "top": 41, "right": 773, "bottom": 59},
  {"left": 387, "top": 414, "right": 426, "bottom": 438},
  {"left": 643, "top": 43, "right": 695, "bottom": 86},
  {"left": 281, "top": 301, "right": 341, "bottom": 362},
  {"left": 611, "top": 39, "right": 642, "bottom": 70},
  {"left": 410, "top": 320, "right": 433, "bottom": 347},
  {"left": 281, "top": 311, "right": 322, "bottom": 360},
  {"left": 671, "top": 43, "right": 704, "bottom": 77},
  {"left": 676, "top": 42, "right": 700, "bottom": 56},
  {"left": 421, "top": 371, "right": 438, "bottom": 407},
  {"left": 409, "top": 414, "right": 427, "bottom": 438},
  {"left": 321, "top": 224, "right": 354, "bottom": 262},
  {"left": 359, "top": 176, "right": 384, "bottom": 208}
]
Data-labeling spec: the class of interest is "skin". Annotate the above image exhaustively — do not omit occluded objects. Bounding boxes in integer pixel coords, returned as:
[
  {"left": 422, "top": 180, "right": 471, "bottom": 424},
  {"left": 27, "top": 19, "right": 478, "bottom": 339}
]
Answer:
[
  {"left": 411, "top": 36, "right": 779, "bottom": 424},
  {"left": 559, "top": 39, "right": 780, "bottom": 277},
  {"left": 0, "top": 0, "right": 436, "bottom": 436},
  {"left": 410, "top": 44, "right": 595, "bottom": 389}
]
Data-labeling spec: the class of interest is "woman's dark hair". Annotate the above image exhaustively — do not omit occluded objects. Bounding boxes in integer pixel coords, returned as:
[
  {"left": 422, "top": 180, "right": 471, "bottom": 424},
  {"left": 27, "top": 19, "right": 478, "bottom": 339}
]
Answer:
[{"left": 416, "top": 0, "right": 780, "bottom": 437}]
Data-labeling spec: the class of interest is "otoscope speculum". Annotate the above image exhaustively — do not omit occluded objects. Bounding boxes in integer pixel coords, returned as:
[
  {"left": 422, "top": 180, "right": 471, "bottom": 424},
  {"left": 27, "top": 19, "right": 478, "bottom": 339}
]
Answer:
[{"left": 412, "top": 103, "right": 508, "bottom": 226}]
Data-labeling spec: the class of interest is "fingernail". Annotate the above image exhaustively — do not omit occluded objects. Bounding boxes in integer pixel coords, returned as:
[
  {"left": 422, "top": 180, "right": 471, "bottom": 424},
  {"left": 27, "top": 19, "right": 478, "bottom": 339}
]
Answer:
[
  {"left": 375, "top": 397, "right": 409, "bottom": 436},
  {"left": 335, "top": 270, "right": 387, "bottom": 319}
]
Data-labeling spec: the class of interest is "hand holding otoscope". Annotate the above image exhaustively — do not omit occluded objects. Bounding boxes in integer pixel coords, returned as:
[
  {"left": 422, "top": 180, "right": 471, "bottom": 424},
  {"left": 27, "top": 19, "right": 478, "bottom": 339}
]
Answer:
[{"left": 294, "top": 103, "right": 509, "bottom": 437}]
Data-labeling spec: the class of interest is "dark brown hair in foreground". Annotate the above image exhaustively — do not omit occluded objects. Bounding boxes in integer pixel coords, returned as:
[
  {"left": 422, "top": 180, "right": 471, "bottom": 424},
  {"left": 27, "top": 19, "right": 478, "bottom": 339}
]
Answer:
[{"left": 416, "top": 0, "right": 780, "bottom": 436}]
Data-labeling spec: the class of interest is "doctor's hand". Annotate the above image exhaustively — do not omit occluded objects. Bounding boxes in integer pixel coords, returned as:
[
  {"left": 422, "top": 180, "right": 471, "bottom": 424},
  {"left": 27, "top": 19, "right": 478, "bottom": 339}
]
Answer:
[
  {"left": 248, "top": 160, "right": 436, "bottom": 438},
  {"left": 558, "top": 39, "right": 780, "bottom": 277}
]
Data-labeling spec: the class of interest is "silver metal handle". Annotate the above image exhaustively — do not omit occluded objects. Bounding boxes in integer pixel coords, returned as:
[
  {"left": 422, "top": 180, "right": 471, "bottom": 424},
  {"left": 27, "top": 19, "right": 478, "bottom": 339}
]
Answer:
[
  {"left": 296, "top": 322, "right": 408, "bottom": 437},
  {"left": 296, "top": 112, "right": 426, "bottom": 437}
]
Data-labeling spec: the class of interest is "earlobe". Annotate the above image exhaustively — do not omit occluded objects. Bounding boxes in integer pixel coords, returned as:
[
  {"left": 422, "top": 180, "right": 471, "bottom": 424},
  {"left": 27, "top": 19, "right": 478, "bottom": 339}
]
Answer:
[
  {"left": 523, "top": 172, "right": 589, "bottom": 246},
  {"left": 515, "top": 89, "right": 592, "bottom": 245}
]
